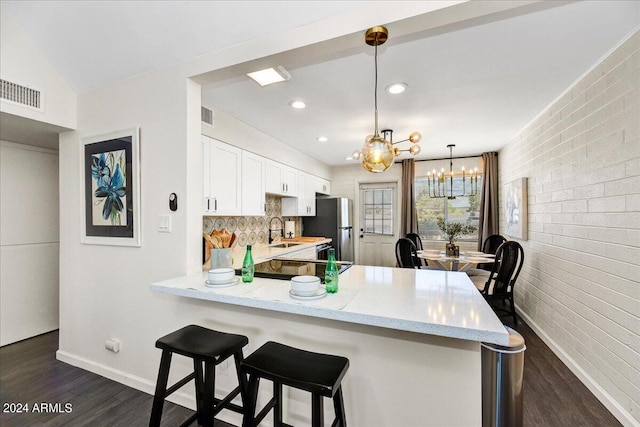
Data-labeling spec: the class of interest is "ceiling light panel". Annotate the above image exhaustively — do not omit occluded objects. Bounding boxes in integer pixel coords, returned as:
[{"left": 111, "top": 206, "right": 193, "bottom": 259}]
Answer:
[{"left": 247, "top": 66, "right": 291, "bottom": 86}]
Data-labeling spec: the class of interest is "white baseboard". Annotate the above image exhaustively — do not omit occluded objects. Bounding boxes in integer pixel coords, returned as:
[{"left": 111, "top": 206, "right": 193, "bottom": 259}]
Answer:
[
  {"left": 516, "top": 309, "right": 639, "bottom": 427},
  {"left": 55, "top": 350, "right": 243, "bottom": 425}
]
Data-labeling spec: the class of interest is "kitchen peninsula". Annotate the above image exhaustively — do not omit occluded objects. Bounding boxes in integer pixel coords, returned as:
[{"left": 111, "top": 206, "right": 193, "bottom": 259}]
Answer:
[{"left": 152, "top": 244, "right": 507, "bottom": 426}]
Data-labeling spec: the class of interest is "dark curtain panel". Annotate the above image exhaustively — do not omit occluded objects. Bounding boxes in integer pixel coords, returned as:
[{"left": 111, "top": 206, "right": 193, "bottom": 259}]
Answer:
[
  {"left": 401, "top": 158, "right": 418, "bottom": 237},
  {"left": 478, "top": 152, "right": 499, "bottom": 250}
]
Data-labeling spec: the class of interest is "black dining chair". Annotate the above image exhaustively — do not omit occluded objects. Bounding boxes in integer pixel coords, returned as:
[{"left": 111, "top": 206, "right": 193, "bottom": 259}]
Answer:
[
  {"left": 395, "top": 238, "right": 420, "bottom": 269},
  {"left": 470, "top": 241, "right": 524, "bottom": 325},
  {"left": 405, "top": 232, "right": 425, "bottom": 267},
  {"left": 478, "top": 234, "right": 507, "bottom": 270}
]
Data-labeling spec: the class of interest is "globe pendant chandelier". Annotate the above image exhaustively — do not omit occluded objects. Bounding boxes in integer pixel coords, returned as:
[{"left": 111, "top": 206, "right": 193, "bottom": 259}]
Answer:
[{"left": 353, "top": 26, "right": 421, "bottom": 173}]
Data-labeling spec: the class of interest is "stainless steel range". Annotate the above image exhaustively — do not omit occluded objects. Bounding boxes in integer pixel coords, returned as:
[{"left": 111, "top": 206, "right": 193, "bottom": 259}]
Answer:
[{"left": 235, "top": 257, "right": 352, "bottom": 283}]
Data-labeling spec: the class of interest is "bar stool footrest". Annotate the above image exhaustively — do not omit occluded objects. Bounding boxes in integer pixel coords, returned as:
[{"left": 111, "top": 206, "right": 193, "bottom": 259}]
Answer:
[
  {"left": 212, "top": 385, "right": 244, "bottom": 416},
  {"left": 165, "top": 372, "right": 196, "bottom": 398},
  {"left": 178, "top": 413, "right": 198, "bottom": 427}
]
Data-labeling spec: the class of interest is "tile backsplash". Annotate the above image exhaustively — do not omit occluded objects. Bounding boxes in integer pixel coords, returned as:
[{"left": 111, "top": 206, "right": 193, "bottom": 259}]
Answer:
[{"left": 203, "top": 195, "right": 301, "bottom": 247}]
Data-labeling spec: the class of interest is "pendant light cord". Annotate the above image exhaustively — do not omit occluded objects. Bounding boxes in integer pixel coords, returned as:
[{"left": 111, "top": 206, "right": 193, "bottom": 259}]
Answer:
[{"left": 374, "top": 34, "right": 379, "bottom": 136}]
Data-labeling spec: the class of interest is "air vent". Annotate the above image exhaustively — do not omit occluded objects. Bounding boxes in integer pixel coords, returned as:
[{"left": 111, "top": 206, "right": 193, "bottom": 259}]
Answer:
[
  {"left": 0, "top": 79, "right": 44, "bottom": 111},
  {"left": 201, "top": 106, "right": 214, "bottom": 127}
]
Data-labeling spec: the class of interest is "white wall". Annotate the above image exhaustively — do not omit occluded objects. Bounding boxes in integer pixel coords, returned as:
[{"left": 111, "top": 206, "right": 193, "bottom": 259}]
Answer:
[
  {"left": 0, "top": 141, "right": 59, "bottom": 346},
  {"left": 499, "top": 31, "right": 639, "bottom": 426},
  {"left": 0, "top": 12, "right": 76, "bottom": 129}
]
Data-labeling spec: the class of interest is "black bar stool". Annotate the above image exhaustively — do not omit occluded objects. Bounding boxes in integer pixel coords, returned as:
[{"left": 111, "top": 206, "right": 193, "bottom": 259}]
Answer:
[
  {"left": 240, "top": 341, "right": 349, "bottom": 427},
  {"left": 149, "top": 324, "right": 249, "bottom": 427}
]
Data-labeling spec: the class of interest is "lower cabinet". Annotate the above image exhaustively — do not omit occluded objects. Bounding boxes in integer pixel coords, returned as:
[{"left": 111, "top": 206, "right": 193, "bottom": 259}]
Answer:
[{"left": 287, "top": 246, "right": 318, "bottom": 260}]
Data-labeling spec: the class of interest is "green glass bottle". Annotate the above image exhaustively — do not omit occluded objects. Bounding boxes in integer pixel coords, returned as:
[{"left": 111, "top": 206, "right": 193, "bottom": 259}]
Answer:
[
  {"left": 325, "top": 248, "right": 339, "bottom": 293},
  {"left": 241, "top": 244, "right": 254, "bottom": 283}
]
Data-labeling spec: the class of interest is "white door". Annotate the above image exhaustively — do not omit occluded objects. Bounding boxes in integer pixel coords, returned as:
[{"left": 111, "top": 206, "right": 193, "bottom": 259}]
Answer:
[{"left": 358, "top": 182, "right": 398, "bottom": 266}]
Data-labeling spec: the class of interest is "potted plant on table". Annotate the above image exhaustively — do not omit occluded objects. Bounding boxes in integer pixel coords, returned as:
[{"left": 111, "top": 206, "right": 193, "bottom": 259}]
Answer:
[{"left": 436, "top": 216, "right": 477, "bottom": 257}]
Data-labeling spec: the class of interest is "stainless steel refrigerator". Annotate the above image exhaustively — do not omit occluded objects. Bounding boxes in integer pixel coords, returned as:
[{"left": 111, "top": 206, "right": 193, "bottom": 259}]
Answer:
[{"left": 302, "top": 197, "right": 354, "bottom": 262}]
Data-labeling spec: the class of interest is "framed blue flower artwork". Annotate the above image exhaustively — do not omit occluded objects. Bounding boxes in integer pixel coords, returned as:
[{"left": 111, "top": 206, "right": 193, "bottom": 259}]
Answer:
[{"left": 81, "top": 128, "right": 141, "bottom": 246}]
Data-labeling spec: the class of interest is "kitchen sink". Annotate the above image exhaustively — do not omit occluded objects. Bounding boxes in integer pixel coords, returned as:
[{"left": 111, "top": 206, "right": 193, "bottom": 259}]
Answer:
[{"left": 269, "top": 242, "right": 303, "bottom": 248}]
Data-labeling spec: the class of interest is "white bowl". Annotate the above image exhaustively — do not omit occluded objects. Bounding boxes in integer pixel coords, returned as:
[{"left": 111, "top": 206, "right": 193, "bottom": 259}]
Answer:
[
  {"left": 208, "top": 268, "right": 235, "bottom": 284},
  {"left": 291, "top": 275, "right": 321, "bottom": 296}
]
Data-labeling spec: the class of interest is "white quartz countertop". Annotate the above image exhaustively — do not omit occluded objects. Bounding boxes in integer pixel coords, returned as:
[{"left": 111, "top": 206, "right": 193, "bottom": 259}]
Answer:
[{"left": 151, "top": 265, "right": 509, "bottom": 345}]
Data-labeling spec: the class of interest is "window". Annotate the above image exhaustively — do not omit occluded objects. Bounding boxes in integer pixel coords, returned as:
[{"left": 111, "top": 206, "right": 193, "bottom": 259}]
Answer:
[
  {"left": 362, "top": 187, "right": 394, "bottom": 235},
  {"left": 414, "top": 158, "right": 482, "bottom": 241}
]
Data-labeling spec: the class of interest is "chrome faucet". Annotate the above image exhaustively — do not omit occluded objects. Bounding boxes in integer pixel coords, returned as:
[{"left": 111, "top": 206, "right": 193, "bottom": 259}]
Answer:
[{"left": 268, "top": 217, "right": 284, "bottom": 244}]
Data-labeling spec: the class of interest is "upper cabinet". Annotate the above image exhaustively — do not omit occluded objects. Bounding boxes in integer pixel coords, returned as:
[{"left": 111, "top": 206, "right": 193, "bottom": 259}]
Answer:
[
  {"left": 265, "top": 159, "right": 297, "bottom": 197},
  {"left": 241, "top": 151, "right": 266, "bottom": 216},
  {"left": 315, "top": 177, "right": 331, "bottom": 195},
  {"left": 203, "top": 136, "right": 330, "bottom": 217},
  {"left": 282, "top": 171, "right": 316, "bottom": 216},
  {"left": 202, "top": 136, "right": 242, "bottom": 215}
]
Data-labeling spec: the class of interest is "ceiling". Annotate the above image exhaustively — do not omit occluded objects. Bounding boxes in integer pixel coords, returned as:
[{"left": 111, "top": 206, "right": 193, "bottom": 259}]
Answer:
[{"left": 2, "top": 1, "right": 638, "bottom": 164}]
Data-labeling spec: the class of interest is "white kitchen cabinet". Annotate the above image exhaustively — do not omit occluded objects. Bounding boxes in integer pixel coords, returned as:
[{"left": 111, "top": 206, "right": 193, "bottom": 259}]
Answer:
[
  {"left": 282, "top": 171, "right": 316, "bottom": 216},
  {"left": 265, "top": 159, "right": 297, "bottom": 196},
  {"left": 202, "top": 136, "right": 242, "bottom": 215},
  {"left": 315, "top": 177, "right": 331, "bottom": 195},
  {"left": 287, "top": 246, "right": 318, "bottom": 260},
  {"left": 241, "top": 151, "right": 266, "bottom": 216}
]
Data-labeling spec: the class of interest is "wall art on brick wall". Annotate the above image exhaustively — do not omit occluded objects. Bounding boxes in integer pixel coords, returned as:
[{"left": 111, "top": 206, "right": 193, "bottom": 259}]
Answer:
[
  {"left": 504, "top": 177, "right": 528, "bottom": 240},
  {"left": 81, "top": 127, "right": 141, "bottom": 246}
]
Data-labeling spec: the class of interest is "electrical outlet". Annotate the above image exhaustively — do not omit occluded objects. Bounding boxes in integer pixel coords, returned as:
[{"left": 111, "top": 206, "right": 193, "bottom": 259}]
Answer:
[{"left": 105, "top": 339, "right": 120, "bottom": 353}]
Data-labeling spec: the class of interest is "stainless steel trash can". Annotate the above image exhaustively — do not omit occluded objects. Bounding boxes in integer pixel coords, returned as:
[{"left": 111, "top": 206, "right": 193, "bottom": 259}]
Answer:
[{"left": 481, "top": 326, "right": 526, "bottom": 427}]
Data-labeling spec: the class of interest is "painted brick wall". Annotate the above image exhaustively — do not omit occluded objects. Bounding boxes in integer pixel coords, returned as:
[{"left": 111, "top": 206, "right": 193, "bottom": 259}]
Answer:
[{"left": 500, "top": 31, "right": 639, "bottom": 424}]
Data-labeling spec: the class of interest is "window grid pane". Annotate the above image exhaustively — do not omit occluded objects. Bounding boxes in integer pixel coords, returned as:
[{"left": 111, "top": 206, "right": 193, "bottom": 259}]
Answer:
[{"left": 363, "top": 188, "right": 394, "bottom": 235}]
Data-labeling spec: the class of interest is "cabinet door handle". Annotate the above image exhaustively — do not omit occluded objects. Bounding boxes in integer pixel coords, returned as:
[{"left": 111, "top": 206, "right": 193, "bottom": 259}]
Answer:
[
  {"left": 214, "top": 198, "right": 217, "bottom": 211},
  {"left": 207, "top": 198, "right": 210, "bottom": 210}
]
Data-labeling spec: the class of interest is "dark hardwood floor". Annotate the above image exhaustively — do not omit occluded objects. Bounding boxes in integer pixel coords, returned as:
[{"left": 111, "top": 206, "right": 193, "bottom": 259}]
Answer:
[
  {"left": 502, "top": 316, "right": 621, "bottom": 427},
  {"left": 0, "top": 321, "right": 621, "bottom": 426},
  {"left": 0, "top": 331, "right": 231, "bottom": 427}
]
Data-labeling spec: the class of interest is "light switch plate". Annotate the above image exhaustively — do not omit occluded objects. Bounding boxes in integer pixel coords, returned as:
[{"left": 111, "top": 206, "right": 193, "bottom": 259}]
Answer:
[{"left": 158, "top": 214, "right": 171, "bottom": 233}]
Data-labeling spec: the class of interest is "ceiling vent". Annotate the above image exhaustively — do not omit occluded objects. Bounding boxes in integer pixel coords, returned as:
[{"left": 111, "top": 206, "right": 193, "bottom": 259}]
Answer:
[
  {"left": 201, "top": 106, "right": 214, "bottom": 127},
  {"left": 0, "top": 79, "right": 44, "bottom": 112}
]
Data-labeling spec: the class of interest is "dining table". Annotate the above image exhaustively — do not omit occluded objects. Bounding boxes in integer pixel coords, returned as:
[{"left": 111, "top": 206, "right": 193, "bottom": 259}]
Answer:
[{"left": 417, "top": 250, "right": 495, "bottom": 272}]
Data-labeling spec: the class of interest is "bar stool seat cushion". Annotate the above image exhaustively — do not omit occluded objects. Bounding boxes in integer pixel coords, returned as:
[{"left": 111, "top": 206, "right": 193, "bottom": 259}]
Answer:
[
  {"left": 242, "top": 341, "right": 349, "bottom": 397},
  {"left": 156, "top": 324, "right": 248, "bottom": 362}
]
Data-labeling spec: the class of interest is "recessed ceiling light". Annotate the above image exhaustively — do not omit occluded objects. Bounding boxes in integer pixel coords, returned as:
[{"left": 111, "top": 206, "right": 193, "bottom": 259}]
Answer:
[
  {"left": 345, "top": 156, "right": 354, "bottom": 161},
  {"left": 386, "top": 83, "right": 407, "bottom": 94},
  {"left": 289, "top": 100, "right": 306, "bottom": 109},
  {"left": 247, "top": 66, "right": 291, "bottom": 86},
  {"left": 317, "top": 136, "right": 328, "bottom": 142}
]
